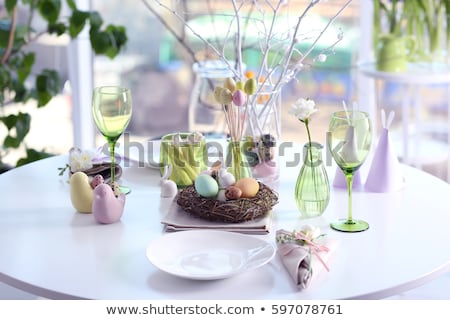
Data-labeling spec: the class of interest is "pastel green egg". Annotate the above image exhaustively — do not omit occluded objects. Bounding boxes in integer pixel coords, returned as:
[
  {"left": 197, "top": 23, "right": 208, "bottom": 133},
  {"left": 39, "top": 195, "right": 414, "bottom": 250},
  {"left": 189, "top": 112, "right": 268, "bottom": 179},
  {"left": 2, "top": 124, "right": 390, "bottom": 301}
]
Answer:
[
  {"left": 194, "top": 174, "right": 219, "bottom": 198},
  {"left": 235, "top": 80, "right": 244, "bottom": 90},
  {"left": 244, "top": 78, "right": 257, "bottom": 95}
]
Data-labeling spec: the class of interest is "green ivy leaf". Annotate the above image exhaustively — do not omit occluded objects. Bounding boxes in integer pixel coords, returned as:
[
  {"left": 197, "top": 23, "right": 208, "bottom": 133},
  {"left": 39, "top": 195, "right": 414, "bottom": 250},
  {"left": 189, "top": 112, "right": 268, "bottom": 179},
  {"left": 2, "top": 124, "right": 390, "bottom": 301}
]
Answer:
[
  {"left": 90, "top": 25, "right": 127, "bottom": 59},
  {"left": 4, "top": 135, "right": 21, "bottom": 148},
  {"left": 38, "top": 0, "right": 62, "bottom": 25},
  {"left": 109, "top": 25, "right": 128, "bottom": 47},
  {"left": 5, "top": 0, "right": 17, "bottom": 14},
  {"left": 89, "top": 30, "right": 110, "bottom": 55},
  {"left": 17, "top": 52, "right": 35, "bottom": 83},
  {"left": 35, "top": 69, "right": 61, "bottom": 107},
  {"left": 0, "top": 20, "right": 13, "bottom": 47},
  {"left": 0, "top": 20, "right": 29, "bottom": 52},
  {"left": 12, "top": 80, "right": 28, "bottom": 102},
  {"left": 89, "top": 11, "right": 103, "bottom": 30},
  {"left": 69, "top": 10, "right": 89, "bottom": 38},
  {"left": 16, "top": 148, "right": 54, "bottom": 167},
  {"left": 1, "top": 112, "right": 31, "bottom": 148},
  {"left": 48, "top": 22, "right": 66, "bottom": 36},
  {"left": 0, "top": 66, "right": 11, "bottom": 91},
  {"left": 66, "top": 0, "right": 77, "bottom": 10},
  {"left": 14, "top": 113, "right": 31, "bottom": 141},
  {"left": 1, "top": 114, "right": 17, "bottom": 130}
]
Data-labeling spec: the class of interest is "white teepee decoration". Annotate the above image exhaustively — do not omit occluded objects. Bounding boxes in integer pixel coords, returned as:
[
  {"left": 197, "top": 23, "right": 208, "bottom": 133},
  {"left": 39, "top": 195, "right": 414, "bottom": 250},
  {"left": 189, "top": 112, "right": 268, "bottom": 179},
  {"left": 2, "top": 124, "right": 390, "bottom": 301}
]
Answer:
[{"left": 364, "top": 109, "right": 404, "bottom": 193}]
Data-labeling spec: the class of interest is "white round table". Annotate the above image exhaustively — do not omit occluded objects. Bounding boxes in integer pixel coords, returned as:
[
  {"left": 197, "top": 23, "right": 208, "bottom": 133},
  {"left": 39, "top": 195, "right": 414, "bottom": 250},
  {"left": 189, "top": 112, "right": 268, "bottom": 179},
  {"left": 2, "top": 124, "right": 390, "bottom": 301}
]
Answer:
[{"left": 1, "top": 152, "right": 450, "bottom": 299}]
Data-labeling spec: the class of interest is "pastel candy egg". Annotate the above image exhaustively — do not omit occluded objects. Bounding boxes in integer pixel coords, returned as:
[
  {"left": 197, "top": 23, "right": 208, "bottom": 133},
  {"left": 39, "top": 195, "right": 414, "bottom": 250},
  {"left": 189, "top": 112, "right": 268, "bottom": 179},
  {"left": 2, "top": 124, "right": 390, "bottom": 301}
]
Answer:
[
  {"left": 218, "top": 168, "right": 235, "bottom": 188},
  {"left": 219, "top": 88, "right": 233, "bottom": 104},
  {"left": 194, "top": 174, "right": 219, "bottom": 198},
  {"left": 225, "top": 186, "right": 242, "bottom": 200},
  {"left": 224, "top": 77, "right": 236, "bottom": 92},
  {"left": 235, "top": 80, "right": 244, "bottom": 90},
  {"left": 216, "top": 189, "right": 227, "bottom": 201},
  {"left": 232, "top": 89, "right": 246, "bottom": 106},
  {"left": 234, "top": 177, "right": 259, "bottom": 198},
  {"left": 244, "top": 78, "right": 257, "bottom": 95}
]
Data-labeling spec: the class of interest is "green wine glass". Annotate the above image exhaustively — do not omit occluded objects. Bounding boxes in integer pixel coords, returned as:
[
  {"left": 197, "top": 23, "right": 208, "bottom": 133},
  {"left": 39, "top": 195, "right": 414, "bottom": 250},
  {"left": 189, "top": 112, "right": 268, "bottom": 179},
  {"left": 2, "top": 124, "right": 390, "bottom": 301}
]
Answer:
[
  {"left": 327, "top": 110, "right": 372, "bottom": 232},
  {"left": 92, "top": 86, "right": 132, "bottom": 194}
]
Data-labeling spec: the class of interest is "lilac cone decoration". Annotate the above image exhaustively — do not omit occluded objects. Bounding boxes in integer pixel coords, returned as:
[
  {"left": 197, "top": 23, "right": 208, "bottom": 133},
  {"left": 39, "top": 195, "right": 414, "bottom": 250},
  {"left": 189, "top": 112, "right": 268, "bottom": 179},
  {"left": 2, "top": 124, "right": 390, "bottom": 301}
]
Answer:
[{"left": 365, "top": 110, "right": 404, "bottom": 193}]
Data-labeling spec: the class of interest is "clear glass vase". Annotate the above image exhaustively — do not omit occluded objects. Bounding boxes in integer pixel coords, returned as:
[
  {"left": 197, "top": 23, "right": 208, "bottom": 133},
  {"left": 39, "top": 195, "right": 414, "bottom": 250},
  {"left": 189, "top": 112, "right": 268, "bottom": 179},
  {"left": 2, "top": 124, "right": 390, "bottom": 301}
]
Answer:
[
  {"left": 245, "top": 84, "right": 281, "bottom": 183},
  {"left": 188, "top": 60, "right": 235, "bottom": 135},
  {"left": 294, "top": 142, "right": 330, "bottom": 219},
  {"left": 226, "top": 140, "right": 252, "bottom": 181}
]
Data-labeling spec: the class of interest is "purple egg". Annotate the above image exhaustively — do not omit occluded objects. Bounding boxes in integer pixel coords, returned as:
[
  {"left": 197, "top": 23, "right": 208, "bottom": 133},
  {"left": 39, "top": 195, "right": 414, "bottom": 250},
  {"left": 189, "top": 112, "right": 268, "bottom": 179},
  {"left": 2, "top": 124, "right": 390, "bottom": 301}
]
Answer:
[{"left": 232, "top": 89, "right": 246, "bottom": 106}]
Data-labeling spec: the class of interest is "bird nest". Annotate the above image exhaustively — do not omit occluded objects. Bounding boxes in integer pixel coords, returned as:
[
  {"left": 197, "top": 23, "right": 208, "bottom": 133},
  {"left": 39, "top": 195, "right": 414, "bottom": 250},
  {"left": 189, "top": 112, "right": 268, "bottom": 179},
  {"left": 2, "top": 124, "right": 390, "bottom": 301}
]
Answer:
[{"left": 176, "top": 182, "right": 278, "bottom": 223}]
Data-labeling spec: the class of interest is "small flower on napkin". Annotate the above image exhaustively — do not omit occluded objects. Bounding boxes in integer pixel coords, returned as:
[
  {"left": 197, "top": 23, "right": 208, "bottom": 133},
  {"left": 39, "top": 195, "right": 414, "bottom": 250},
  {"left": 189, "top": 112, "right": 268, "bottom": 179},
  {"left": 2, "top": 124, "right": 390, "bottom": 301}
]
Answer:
[
  {"left": 276, "top": 225, "right": 330, "bottom": 290},
  {"left": 58, "top": 148, "right": 95, "bottom": 176}
]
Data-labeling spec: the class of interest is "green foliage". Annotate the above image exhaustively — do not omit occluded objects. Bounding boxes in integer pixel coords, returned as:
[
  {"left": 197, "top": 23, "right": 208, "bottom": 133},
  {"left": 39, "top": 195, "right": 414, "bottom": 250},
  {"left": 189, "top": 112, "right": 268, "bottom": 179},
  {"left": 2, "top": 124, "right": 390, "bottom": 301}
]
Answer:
[
  {"left": 5, "top": 0, "right": 17, "bottom": 14},
  {"left": 0, "top": 0, "right": 128, "bottom": 169},
  {"left": 1, "top": 112, "right": 31, "bottom": 148},
  {"left": 38, "top": 0, "right": 62, "bottom": 25},
  {"left": 35, "top": 69, "right": 60, "bottom": 107}
]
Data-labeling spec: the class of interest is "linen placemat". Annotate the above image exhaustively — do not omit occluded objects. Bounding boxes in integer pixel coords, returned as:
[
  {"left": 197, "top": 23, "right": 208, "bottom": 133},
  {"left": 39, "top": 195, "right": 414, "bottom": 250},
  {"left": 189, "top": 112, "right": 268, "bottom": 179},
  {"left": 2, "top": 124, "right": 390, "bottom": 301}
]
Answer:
[{"left": 161, "top": 200, "right": 272, "bottom": 234}]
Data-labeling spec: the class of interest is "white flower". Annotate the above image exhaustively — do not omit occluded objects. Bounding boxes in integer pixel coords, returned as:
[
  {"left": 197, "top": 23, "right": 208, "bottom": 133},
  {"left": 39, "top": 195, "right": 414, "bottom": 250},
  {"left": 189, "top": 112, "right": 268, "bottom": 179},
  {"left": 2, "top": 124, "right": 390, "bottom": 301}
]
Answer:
[
  {"left": 300, "top": 224, "right": 321, "bottom": 240},
  {"left": 289, "top": 98, "right": 318, "bottom": 122},
  {"left": 69, "top": 149, "right": 94, "bottom": 172}
]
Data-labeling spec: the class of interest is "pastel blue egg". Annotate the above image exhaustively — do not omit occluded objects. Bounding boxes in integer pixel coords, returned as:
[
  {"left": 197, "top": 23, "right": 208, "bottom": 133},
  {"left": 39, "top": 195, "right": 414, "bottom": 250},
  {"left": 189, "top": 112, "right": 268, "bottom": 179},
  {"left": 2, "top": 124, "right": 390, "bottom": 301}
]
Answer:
[{"left": 194, "top": 174, "right": 219, "bottom": 198}]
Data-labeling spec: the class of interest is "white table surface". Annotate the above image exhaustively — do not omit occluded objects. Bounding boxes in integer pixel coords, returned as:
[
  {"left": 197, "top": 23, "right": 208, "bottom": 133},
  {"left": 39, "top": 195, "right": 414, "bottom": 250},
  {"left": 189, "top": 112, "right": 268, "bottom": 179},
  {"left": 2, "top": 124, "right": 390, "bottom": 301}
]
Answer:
[{"left": 1, "top": 152, "right": 450, "bottom": 300}]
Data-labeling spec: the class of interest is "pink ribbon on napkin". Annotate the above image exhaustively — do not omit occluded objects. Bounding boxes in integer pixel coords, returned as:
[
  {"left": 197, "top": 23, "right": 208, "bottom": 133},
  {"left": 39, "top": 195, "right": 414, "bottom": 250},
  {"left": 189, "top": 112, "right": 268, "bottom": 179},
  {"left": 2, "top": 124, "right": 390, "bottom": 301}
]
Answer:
[
  {"left": 276, "top": 229, "right": 331, "bottom": 289},
  {"left": 281, "top": 231, "right": 330, "bottom": 272}
]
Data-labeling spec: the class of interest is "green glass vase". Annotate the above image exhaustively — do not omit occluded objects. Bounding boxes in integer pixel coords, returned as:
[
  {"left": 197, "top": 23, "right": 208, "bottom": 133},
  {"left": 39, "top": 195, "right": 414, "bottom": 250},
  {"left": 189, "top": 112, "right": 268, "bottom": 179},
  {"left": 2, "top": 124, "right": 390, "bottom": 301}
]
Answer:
[
  {"left": 226, "top": 140, "right": 252, "bottom": 181},
  {"left": 295, "top": 142, "right": 330, "bottom": 218},
  {"left": 159, "top": 132, "right": 207, "bottom": 188}
]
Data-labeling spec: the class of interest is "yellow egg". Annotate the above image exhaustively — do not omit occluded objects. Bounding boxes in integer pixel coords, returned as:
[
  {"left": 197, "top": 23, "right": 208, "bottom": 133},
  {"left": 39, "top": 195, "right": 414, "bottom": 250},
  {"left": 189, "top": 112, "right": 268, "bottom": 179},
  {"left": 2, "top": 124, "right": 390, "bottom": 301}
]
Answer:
[{"left": 234, "top": 177, "right": 259, "bottom": 198}]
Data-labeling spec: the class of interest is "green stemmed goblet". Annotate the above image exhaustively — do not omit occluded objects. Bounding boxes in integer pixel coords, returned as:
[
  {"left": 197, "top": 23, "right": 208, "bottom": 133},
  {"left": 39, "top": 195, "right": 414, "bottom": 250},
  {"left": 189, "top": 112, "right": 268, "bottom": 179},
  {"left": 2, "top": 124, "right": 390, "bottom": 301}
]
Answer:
[
  {"left": 92, "top": 86, "right": 132, "bottom": 194},
  {"left": 327, "top": 110, "right": 372, "bottom": 232}
]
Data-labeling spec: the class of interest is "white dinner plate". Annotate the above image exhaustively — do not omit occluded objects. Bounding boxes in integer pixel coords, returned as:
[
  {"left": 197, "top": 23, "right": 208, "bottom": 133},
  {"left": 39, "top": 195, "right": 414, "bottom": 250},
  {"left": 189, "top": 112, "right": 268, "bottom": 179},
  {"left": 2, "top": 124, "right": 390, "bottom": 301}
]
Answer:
[{"left": 146, "top": 230, "right": 276, "bottom": 280}]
